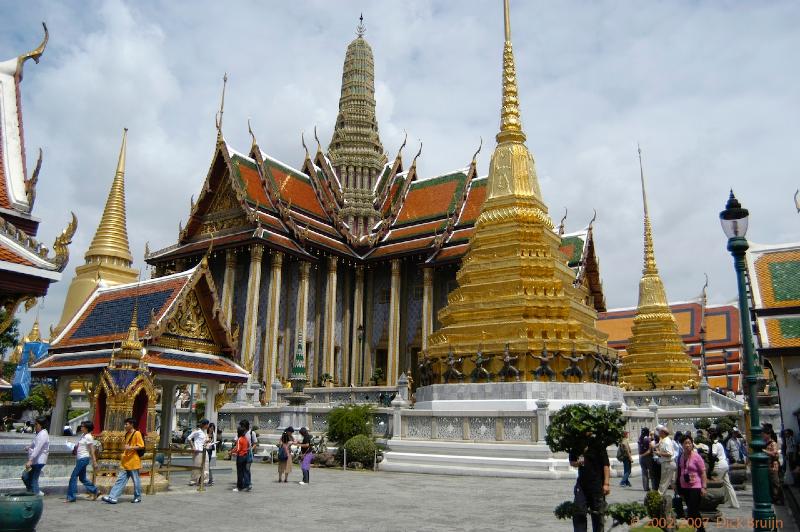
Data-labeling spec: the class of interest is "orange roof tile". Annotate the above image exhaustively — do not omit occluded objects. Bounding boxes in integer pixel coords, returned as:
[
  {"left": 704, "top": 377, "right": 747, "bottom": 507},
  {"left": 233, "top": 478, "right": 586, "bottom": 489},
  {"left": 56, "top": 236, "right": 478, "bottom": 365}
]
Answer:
[
  {"left": 455, "top": 178, "right": 487, "bottom": 227},
  {"left": 0, "top": 242, "right": 34, "bottom": 266}
]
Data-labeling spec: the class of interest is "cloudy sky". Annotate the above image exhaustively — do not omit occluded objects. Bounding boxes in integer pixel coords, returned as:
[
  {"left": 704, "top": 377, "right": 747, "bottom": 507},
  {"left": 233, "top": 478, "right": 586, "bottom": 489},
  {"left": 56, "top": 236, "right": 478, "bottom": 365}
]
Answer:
[{"left": 2, "top": 0, "right": 798, "bottom": 340}]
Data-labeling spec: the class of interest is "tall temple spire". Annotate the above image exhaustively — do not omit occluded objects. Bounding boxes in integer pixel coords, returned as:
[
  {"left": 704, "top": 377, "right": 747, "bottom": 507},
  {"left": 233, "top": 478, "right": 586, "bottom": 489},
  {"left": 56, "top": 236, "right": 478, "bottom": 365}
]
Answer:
[
  {"left": 426, "top": 0, "right": 609, "bottom": 377},
  {"left": 56, "top": 129, "right": 139, "bottom": 334},
  {"left": 621, "top": 145, "right": 698, "bottom": 390},
  {"left": 483, "top": 0, "right": 544, "bottom": 208},
  {"left": 85, "top": 128, "right": 133, "bottom": 265},
  {"left": 497, "top": 0, "right": 525, "bottom": 144},
  {"left": 328, "top": 14, "right": 387, "bottom": 236}
]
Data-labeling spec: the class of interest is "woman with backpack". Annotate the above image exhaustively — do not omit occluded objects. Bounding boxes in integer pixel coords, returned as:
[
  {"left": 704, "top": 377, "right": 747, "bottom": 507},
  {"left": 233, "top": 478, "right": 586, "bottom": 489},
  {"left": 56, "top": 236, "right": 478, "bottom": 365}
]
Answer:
[
  {"left": 232, "top": 426, "right": 250, "bottom": 492},
  {"left": 298, "top": 427, "right": 313, "bottom": 485},
  {"left": 277, "top": 426, "right": 294, "bottom": 483}
]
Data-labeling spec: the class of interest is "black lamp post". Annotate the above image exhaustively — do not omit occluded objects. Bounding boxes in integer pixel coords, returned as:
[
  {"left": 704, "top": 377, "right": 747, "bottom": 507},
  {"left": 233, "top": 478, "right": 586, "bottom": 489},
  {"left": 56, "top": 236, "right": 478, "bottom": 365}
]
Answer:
[
  {"left": 357, "top": 324, "right": 365, "bottom": 386},
  {"left": 720, "top": 190, "right": 776, "bottom": 529}
]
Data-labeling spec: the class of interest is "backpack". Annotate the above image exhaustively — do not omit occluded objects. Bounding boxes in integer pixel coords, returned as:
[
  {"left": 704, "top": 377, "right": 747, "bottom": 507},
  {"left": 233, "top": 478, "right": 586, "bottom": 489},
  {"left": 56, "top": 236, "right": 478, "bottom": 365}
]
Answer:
[
  {"left": 278, "top": 444, "right": 288, "bottom": 461},
  {"left": 616, "top": 445, "right": 626, "bottom": 461}
]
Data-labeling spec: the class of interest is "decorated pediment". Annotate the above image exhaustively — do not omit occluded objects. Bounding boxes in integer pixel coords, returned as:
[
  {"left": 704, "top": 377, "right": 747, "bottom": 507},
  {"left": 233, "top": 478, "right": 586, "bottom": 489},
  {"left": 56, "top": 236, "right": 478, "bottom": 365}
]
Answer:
[
  {"left": 156, "top": 288, "right": 219, "bottom": 354},
  {"left": 198, "top": 183, "right": 249, "bottom": 237}
]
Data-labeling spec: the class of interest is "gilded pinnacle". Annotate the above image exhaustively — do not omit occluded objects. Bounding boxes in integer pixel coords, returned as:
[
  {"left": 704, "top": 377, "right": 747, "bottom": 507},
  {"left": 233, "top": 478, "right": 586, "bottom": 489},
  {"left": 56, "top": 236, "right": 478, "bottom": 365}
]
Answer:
[
  {"left": 85, "top": 128, "right": 133, "bottom": 265},
  {"left": 497, "top": 0, "right": 525, "bottom": 144},
  {"left": 638, "top": 146, "right": 658, "bottom": 276}
]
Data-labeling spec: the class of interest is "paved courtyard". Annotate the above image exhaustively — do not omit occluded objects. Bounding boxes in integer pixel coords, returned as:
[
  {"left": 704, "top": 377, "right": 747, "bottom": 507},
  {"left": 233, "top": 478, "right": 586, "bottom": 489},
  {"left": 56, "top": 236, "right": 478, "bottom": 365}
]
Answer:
[{"left": 29, "top": 460, "right": 787, "bottom": 532}]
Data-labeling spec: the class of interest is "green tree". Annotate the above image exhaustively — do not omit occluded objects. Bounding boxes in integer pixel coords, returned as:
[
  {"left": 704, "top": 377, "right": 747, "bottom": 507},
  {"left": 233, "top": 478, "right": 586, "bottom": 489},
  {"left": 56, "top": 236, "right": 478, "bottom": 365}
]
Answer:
[
  {"left": 545, "top": 404, "right": 625, "bottom": 455},
  {"left": 0, "top": 311, "right": 20, "bottom": 357}
]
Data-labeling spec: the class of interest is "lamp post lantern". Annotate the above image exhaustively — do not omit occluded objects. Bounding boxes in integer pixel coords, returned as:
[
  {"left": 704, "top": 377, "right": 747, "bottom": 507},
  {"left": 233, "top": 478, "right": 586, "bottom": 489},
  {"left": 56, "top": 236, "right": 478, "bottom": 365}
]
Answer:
[{"left": 720, "top": 190, "right": 776, "bottom": 530}]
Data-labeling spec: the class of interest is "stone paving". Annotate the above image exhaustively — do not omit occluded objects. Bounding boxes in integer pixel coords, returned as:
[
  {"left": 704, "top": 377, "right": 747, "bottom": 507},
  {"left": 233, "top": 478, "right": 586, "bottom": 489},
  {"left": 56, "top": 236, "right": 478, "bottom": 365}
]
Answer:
[{"left": 26, "top": 460, "right": 794, "bottom": 532}]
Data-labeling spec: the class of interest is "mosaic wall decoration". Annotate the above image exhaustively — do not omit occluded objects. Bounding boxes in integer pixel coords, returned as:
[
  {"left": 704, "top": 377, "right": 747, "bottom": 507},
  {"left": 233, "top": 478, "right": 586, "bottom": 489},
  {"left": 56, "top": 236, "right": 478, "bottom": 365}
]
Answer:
[
  {"left": 469, "top": 417, "right": 496, "bottom": 441},
  {"left": 503, "top": 417, "right": 533, "bottom": 441},
  {"left": 436, "top": 417, "right": 463, "bottom": 440},
  {"left": 406, "top": 416, "right": 432, "bottom": 439}
]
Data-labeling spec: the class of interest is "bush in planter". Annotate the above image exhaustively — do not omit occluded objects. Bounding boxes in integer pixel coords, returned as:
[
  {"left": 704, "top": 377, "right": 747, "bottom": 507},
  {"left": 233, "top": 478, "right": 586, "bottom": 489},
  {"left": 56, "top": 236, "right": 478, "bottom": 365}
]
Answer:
[
  {"left": 693, "top": 418, "right": 712, "bottom": 431},
  {"left": 644, "top": 490, "right": 664, "bottom": 519},
  {"left": 343, "top": 434, "right": 376, "bottom": 467},
  {"left": 327, "top": 404, "right": 373, "bottom": 444},
  {"left": 545, "top": 404, "right": 625, "bottom": 455},
  {"left": 554, "top": 500, "right": 647, "bottom": 529}
]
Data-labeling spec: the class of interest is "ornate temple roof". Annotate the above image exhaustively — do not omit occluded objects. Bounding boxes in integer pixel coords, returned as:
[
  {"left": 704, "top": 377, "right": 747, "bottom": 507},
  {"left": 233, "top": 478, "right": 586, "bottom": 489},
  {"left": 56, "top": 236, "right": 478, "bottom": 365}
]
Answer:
[
  {"left": 746, "top": 241, "right": 800, "bottom": 352},
  {"left": 32, "top": 261, "right": 248, "bottom": 382},
  {"left": 0, "top": 24, "right": 75, "bottom": 313}
]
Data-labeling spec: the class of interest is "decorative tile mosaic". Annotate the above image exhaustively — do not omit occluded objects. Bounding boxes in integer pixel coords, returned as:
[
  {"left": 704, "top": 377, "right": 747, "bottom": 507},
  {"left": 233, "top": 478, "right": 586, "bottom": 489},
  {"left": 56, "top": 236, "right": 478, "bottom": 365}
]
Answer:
[
  {"left": 469, "top": 417, "right": 496, "bottom": 441},
  {"left": 503, "top": 417, "right": 532, "bottom": 441},
  {"left": 312, "top": 414, "right": 328, "bottom": 432},
  {"left": 373, "top": 414, "right": 390, "bottom": 437},
  {"left": 436, "top": 417, "right": 463, "bottom": 440},
  {"left": 406, "top": 417, "right": 432, "bottom": 439},
  {"left": 259, "top": 414, "right": 280, "bottom": 429}
]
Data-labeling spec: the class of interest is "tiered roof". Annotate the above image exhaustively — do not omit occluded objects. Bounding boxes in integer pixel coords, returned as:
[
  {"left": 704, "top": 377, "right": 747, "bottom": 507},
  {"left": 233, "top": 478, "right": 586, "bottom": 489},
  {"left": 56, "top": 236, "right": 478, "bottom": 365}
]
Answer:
[
  {"left": 747, "top": 242, "right": 800, "bottom": 353},
  {"left": 0, "top": 24, "right": 74, "bottom": 307},
  {"left": 146, "top": 137, "right": 605, "bottom": 308},
  {"left": 31, "top": 262, "right": 248, "bottom": 382}
]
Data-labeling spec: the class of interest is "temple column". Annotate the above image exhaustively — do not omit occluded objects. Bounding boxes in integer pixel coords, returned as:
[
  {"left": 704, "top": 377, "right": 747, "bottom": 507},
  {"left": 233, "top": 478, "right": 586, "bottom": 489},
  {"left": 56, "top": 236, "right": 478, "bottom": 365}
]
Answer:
[
  {"left": 341, "top": 272, "right": 352, "bottom": 385},
  {"left": 387, "top": 259, "right": 402, "bottom": 386},
  {"left": 363, "top": 269, "right": 375, "bottom": 384},
  {"left": 204, "top": 382, "right": 220, "bottom": 426},
  {"left": 50, "top": 377, "right": 72, "bottom": 435},
  {"left": 221, "top": 249, "right": 237, "bottom": 327},
  {"left": 159, "top": 382, "right": 177, "bottom": 448},
  {"left": 241, "top": 244, "right": 264, "bottom": 376},
  {"left": 421, "top": 266, "right": 434, "bottom": 353},
  {"left": 323, "top": 256, "right": 338, "bottom": 384},
  {"left": 295, "top": 261, "right": 311, "bottom": 364},
  {"left": 263, "top": 252, "right": 284, "bottom": 396},
  {"left": 350, "top": 266, "right": 365, "bottom": 385}
]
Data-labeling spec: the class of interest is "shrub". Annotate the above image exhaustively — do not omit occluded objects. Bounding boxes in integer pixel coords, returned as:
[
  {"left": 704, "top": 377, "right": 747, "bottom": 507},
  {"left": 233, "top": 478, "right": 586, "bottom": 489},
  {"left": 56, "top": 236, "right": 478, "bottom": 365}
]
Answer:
[
  {"left": 554, "top": 500, "right": 581, "bottom": 520},
  {"left": 644, "top": 490, "right": 664, "bottom": 518},
  {"left": 327, "top": 404, "right": 373, "bottom": 444},
  {"left": 607, "top": 502, "right": 648, "bottom": 528},
  {"left": 714, "top": 414, "right": 738, "bottom": 435},
  {"left": 343, "top": 434, "right": 376, "bottom": 467},
  {"left": 694, "top": 418, "right": 712, "bottom": 431},
  {"left": 545, "top": 404, "right": 625, "bottom": 455}
]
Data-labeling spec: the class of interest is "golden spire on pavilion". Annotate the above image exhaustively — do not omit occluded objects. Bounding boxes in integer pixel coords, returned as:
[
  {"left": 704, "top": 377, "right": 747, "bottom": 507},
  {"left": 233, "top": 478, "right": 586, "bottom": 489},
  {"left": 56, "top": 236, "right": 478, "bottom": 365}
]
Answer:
[
  {"left": 425, "top": 0, "right": 610, "bottom": 381},
  {"left": 111, "top": 298, "right": 145, "bottom": 368},
  {"left": 55, "top": 129, "right": 139, "bottom": 335},
  {"left": 483, "top": 0, "right": 546, "bottom": 214},
  {"left": 85, "top": 128, "right": 133, "bottom": 265},
  {"left": 620, "top": 146, "right": 698, "bottom": 390}
]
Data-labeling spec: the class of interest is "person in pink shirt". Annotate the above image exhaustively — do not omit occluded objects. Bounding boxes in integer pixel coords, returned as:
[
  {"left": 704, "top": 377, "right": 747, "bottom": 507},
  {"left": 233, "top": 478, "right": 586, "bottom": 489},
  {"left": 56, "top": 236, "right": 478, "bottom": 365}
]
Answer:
[{"left": 677, "top": 434, "right": 707, "bottom": 532}]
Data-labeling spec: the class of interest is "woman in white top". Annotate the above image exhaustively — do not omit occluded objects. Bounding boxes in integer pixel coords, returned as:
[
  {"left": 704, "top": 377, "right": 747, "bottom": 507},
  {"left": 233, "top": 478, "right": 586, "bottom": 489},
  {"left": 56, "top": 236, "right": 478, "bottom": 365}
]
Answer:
[
  {"left": 712, "top": 431, "right": 740, "bottom": 509},
  {"left": 205, "top": 422, "right": 217, "bottom": 486},
  {"left": 66, "top": 420, "right": 99, "bottom": 502}
]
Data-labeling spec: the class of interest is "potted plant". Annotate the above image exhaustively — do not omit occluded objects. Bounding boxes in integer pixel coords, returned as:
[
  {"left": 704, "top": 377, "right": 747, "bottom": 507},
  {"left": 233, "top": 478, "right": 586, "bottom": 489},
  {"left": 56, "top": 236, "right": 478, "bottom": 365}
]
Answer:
[{"left": 370, "top": 368, "right": 385, "bottom": 386}]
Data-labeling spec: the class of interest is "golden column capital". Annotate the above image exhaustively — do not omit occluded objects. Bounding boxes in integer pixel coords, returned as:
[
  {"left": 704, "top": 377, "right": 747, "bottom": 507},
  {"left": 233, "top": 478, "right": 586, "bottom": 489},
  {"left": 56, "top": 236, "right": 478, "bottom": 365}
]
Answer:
[
  {"left": 225, "top": 248, "right": 237, "bottom": 267},
  {"left": 327, "top": 255, "right": 338, "bottom": 272},
  {"left": 423, "top": 266, "right": 434, "bottom": 286},
  {"left": 250, "top": 244, "right": 264, "bottom": 262},
  {"left": 271, "top": 251, "right": 284, "bottom": 269},
  {"left": 391, "top": 259, "right": 401, "bottom": 276}
]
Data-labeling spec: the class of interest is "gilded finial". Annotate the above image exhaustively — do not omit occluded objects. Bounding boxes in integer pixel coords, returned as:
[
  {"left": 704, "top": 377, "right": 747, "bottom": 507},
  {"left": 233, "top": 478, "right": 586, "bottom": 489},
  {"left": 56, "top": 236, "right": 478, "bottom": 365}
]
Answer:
[
  {"left": 396, "top": 130, "right": 408, "bottom": 160},
  {"left": 301, "top": 131, "right": 309, "bottom": 159},
  {"left": 16, "top": 22, "right": 48, "bottom": 80},
  {"left": 471, "top": 137, "right": 483, "bottom": 164},
  {"left": 52, "top": 212, "right": 77, "bottom": 269},
  {"left": 215, "top": 73, "right": 228, "bottom": 139},
  {"left": 497, "top": 0, "right": 525, "bottom": 144},
  {"left": 356, "top": 13, "right": 366, "bottom": 37},
  {"left": 558, "top": 207, "right": 568, "bottom": 236},
  {"left": 85, "top": 127, "right": 132, "bottom": 265},
  {"left": 24, "top": 148, "right": 42, "bottom": 208},
  {"left": 247, "top": 117, "right": 257, "bottom": 150},
  {"left": 312, "top": 126, "right": 321, "bottom": 154},
  {"left": 638, "top": 144, "right": 657, "bottom": 275}
]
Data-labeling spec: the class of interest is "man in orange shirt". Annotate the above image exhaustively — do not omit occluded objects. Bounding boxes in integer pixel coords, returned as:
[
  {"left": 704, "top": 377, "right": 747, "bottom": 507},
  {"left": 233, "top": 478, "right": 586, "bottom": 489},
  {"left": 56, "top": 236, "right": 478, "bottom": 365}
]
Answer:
[{"left": 102, "top": 417, "right": 144, "bottom": 504}]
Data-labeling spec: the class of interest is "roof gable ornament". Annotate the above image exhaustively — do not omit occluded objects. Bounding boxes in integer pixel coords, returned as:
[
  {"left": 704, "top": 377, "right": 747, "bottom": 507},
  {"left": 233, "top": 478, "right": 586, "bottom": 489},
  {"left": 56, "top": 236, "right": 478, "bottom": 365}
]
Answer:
[
  {"left": 15, "top": 22, "right": 48, "bottom": 81},
  {"left": 471, "top": 137, "right": 483, "bottom": 165},
  {"left": 215, "top": 73, "right": 228, "bottom": 141},
  {"left": 557, "top": 207, "right": 568, "bottom": 236},
  {"left": 24, "top": 148, "right": 43, "bottom": 210},
  {"left": 356, "top": 13, "right": 366, "bottom": 37}
]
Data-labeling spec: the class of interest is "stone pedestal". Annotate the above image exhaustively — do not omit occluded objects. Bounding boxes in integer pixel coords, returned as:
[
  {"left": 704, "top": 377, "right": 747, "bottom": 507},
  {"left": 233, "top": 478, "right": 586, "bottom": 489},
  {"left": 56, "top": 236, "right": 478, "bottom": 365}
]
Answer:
[
  {"left": 270, "top": 379, "right": 282, "bottom": 405},
  {"left": 535, "top": 399, "right": 549, "bottom": 443},
  {"left": 235, "top": 380, "right": 261, "bottom": 406},
  {"left": 279, "top": 406, "right": 310, "bottom": 430}
]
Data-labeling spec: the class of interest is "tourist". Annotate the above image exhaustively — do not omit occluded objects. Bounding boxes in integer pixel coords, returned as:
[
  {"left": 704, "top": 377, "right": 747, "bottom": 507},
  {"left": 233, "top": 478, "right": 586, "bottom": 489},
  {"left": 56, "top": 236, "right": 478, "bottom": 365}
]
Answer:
[
  {"left": 654, "top": 425, "right": 675, "bottom": 496},
  {"left": 232, "top": 426, "right": 251, "bottom": 492},
  {"left": 22, "top": 416, "right": 49, "bottom": 495},
  {"left": 66, "top": 420, "right": 99, "bottom": 502},
  {"left": 102, "top": 417, "right": 144, "bottom": 504},
  {"left": 650, "top": 430, "right": 662, "bottom": 489},
  {"left": 781, "top": 428, "right": 796, "bottom": 479},
  {"left": 710, "top": 431, "right": 739, "bottom": 509},
  {"left": 298, "top": 427, "right": 313, "bottom": 485},
  {"left": 677, "top": 434, "right": 707, "bottom": 532},
  {"left": 726, "top": 427, "right": 746, "bottom": 464},
  {"left": 278, "top": 426, "right": 294, "bottom": 483},
  {"left": 637, "top": 427, "right": 655, "bottom": 491},
  {"left": 186, "top": 419, "right": 209, "bottom": 486},
  {"left": 617, "top": 431, "right": 632, "bottom": 487},
  {"left": 206, "top": 422, "right": 217, "bottom": 486},
  {"left": 568, "top": 436, "right": 610, "bottom": 532},
  {"left": 238, "top": 419, "right": 257, "bottom": 490},
  {"left": 764, "top": 430, "right": 784, "bottom": 505}
]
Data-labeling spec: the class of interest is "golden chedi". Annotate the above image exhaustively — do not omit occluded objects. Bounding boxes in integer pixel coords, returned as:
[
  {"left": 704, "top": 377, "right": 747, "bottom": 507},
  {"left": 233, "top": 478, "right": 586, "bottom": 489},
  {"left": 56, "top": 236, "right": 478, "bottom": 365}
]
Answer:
[
  {"left": 56, "top": 129, "right": 139, "bottom": 333},
  {"left": 427, "top": 0, "right": 612, "bottom": 382},
  {"left": 619, "top": 149, "right": 698, "bottom": 390}
]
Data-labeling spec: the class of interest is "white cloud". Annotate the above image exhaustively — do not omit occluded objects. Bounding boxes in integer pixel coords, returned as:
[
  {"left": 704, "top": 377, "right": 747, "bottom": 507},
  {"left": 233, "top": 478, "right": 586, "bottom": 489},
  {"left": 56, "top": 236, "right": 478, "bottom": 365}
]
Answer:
[{"left": 2, "top": 0, "right": 798, "bottom": 340}]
